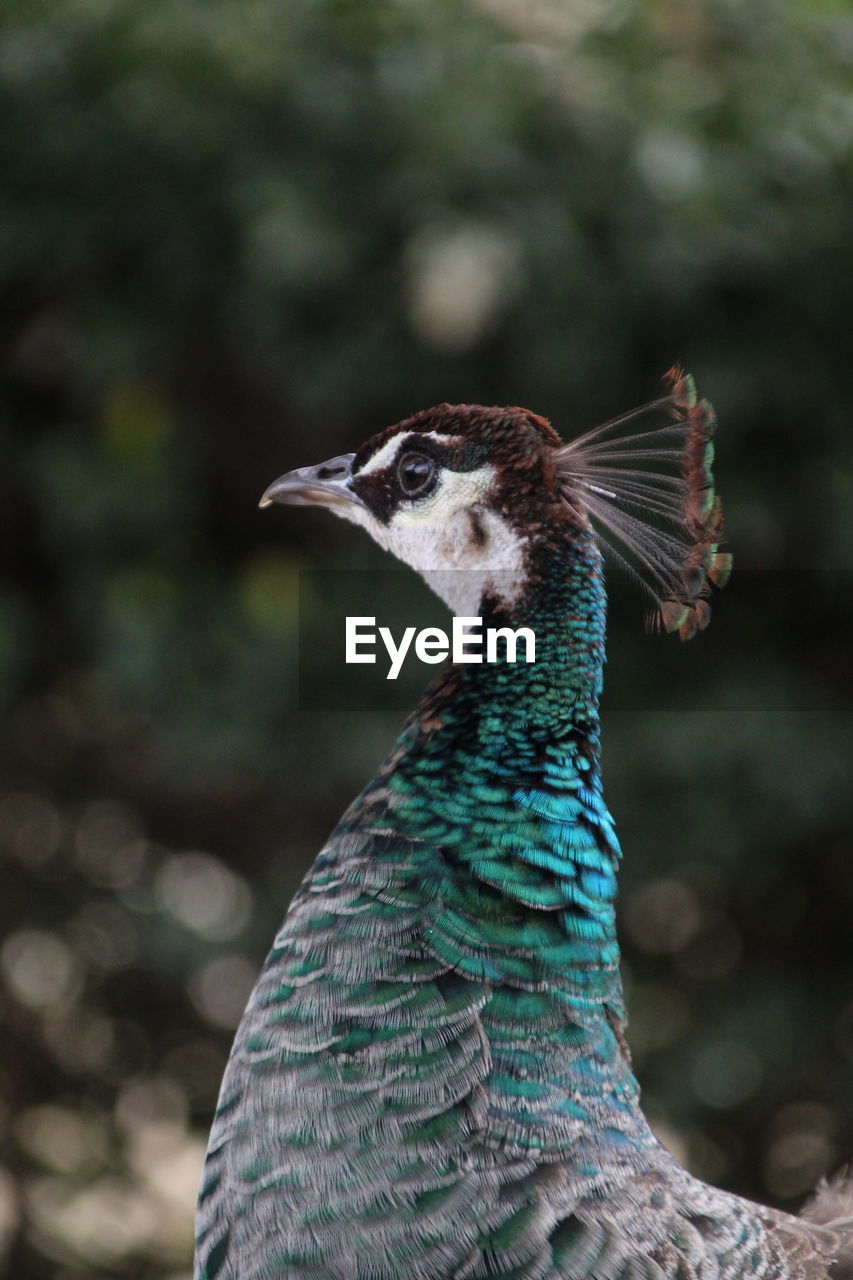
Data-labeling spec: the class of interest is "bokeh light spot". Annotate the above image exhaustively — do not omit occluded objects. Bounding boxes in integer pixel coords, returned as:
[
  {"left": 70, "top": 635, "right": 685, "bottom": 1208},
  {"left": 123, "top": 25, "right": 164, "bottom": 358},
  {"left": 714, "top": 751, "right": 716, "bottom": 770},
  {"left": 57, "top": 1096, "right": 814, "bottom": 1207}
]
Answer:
[
  {"left": 74, "top": 800, "right": 147, "bottom": 889},
  {"left": 156, "top": 851, "right": 252, "bottom": 941},
  {"left": 1, "top": 930, "right": 83, "bottom": 1009},
  {"left": 15, "top": 1105, "right": 108, "bottom": 1176},
  {"left": 624, "top": 878, "right": 702, "bottom": 955},
  {"left": 405, "top": 223, "right": 522, "bottom": 353},
  {"left": 0, "top": 792, "right": 63, "bottom": 866},
  {"left": 188, "top": 954, "right": 257, "bottom": 1029},
  {"left": 691, "top": 1039, "right": 763, "bottom": 1110}
]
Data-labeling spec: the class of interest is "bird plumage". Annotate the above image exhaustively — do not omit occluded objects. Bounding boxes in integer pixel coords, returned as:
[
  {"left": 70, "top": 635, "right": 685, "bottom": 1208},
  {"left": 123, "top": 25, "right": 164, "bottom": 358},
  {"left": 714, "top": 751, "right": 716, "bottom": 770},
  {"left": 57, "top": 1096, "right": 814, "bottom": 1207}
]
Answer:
[{"left": 196, "top": 373, "right": 852, "bottom": 1279}]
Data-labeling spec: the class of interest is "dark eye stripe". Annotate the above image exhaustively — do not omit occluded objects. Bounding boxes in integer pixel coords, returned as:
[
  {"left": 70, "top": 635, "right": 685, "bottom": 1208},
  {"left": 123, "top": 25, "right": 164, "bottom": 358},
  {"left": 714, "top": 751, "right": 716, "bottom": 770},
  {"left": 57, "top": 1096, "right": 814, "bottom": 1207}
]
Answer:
[{"left": 350, "top": 438, "right": 445, "bottom": 523}]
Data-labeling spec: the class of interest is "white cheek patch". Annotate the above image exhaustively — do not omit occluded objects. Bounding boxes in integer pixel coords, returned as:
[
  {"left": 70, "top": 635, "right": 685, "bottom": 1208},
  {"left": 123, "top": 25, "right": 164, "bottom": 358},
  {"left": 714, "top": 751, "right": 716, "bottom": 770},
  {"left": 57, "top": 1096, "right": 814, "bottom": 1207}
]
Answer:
[
  {"left": 420, "top": 508, "right": 528, "bottom": 615},
  {"left": 375, "top": 466, "right": 528, "bottom": 615}
]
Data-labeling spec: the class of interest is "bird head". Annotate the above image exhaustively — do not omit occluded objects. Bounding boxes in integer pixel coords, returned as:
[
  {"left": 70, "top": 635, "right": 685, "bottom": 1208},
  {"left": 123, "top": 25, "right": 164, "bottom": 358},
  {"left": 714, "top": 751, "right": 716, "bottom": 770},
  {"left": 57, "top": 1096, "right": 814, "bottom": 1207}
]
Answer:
[
  {"left": 261, "top": 371, "right": 731, "bottom": 637},
  {"left": 260, "top": 403, "right": 567, "bottom": 617}
]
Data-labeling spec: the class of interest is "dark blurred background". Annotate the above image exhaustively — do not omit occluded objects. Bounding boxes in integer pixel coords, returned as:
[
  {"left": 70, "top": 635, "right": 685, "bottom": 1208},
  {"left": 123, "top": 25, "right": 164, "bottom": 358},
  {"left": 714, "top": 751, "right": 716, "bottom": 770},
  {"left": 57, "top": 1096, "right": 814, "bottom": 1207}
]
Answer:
[{"left": 1, "top": 1, "right": 851, "bottom": 1275}]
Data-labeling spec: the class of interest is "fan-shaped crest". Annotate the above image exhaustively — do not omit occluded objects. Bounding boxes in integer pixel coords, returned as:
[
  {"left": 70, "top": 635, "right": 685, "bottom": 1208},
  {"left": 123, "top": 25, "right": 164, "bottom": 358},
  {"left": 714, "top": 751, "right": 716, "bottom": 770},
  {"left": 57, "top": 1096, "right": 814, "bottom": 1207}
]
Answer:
[{"left": 556, "top": 368, "right": 732, "bottom": 640}]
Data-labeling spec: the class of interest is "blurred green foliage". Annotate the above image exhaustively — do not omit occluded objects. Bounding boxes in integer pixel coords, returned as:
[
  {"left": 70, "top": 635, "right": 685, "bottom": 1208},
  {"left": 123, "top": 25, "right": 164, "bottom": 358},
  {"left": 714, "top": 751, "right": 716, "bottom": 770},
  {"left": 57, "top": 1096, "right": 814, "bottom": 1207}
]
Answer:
[{"left": 0, "top": 0, "right": 851, "bottom": 1275}]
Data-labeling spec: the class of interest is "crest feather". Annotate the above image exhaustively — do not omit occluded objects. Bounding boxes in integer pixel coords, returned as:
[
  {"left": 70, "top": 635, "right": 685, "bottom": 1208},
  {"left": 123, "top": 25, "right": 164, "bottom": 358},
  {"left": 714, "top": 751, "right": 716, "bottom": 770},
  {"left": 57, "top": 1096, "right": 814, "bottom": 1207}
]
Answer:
[{"left": 557, "top": 367, "right": 731, "bottom": 640}]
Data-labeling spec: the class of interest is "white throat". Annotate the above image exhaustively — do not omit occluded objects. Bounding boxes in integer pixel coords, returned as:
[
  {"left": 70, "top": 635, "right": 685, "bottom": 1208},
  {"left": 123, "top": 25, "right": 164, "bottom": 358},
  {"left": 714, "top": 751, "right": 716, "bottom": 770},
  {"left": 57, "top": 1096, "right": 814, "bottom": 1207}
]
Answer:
[{"left": 416, "top": 506, "right": 528, "bottom": 614}]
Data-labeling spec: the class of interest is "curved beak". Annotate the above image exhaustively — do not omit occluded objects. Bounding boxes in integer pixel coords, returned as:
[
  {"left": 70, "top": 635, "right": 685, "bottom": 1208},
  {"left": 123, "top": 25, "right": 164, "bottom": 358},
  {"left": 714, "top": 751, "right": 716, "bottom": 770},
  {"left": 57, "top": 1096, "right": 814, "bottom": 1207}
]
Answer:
[{"left": 259, "top": 453, "right": 365, "bottom": 511}]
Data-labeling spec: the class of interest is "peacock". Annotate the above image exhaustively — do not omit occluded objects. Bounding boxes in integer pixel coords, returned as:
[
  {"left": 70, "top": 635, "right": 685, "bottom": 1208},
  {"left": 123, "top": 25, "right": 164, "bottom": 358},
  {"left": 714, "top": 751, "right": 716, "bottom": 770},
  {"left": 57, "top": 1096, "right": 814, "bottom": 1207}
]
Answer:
[{"left": 195, "top": 369, "right": 852, "bottom": 1279}]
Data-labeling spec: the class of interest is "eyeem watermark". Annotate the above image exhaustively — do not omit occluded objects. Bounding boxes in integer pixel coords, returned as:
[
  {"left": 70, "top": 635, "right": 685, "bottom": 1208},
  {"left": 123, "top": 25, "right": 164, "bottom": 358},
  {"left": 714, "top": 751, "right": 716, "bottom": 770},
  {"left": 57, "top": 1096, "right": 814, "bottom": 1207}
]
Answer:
[{"left": 346, "top": 616, "right": 536, "bottom": 680}]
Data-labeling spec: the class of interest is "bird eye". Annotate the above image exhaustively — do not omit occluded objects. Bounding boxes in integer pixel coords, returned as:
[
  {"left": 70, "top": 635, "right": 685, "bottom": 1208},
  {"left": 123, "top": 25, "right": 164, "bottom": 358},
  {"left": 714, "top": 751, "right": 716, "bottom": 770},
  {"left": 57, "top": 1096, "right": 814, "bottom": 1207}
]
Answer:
[{"left": 396, "top": 451, "right": 436, "bottom": 497}]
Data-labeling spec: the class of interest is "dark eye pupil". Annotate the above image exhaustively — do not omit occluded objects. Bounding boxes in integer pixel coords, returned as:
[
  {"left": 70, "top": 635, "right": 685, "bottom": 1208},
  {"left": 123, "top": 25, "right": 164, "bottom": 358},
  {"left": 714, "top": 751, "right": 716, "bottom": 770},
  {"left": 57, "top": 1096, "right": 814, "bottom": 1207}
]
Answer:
[{"left": 397, "top": 452, "right": 435, "bottom": 496}]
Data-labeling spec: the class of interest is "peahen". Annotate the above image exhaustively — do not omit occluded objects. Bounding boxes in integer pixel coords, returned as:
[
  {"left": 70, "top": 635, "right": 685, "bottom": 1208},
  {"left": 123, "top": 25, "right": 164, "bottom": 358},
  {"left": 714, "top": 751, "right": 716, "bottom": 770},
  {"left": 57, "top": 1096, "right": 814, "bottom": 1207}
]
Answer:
[{"left": 196, "top": 369, "right": 852, "bottom": 1279}]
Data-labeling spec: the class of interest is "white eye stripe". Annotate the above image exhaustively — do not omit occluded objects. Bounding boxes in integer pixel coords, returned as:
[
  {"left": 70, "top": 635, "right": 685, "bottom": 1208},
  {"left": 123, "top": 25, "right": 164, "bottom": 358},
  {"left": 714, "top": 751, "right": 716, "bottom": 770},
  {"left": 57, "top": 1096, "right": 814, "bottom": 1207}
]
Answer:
[
  {"left": 356, "top": 431, "right": 461, "bottom": 478},
  {"left": 354, "top": 436, "right": 399, "bottom": 478}
]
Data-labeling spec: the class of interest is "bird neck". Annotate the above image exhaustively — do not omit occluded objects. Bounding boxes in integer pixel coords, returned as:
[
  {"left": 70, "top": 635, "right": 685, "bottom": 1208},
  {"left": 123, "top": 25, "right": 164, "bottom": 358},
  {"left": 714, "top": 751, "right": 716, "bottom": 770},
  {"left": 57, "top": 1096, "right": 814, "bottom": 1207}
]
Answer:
[
  {"left": 330, "top": 527, "right": 649, "bottom": 1155},
  {"left": 390, "top": 528, "right": 622, "bottom": 1003},
  {"left": 416, "top": 524, "right": 607, "bottom": 773},
  {"left": 420, "top": 524, "right": 607, "bottom": 734},
  {"left": 364, "top": 528, "right": 647, "bottom": 1146}
]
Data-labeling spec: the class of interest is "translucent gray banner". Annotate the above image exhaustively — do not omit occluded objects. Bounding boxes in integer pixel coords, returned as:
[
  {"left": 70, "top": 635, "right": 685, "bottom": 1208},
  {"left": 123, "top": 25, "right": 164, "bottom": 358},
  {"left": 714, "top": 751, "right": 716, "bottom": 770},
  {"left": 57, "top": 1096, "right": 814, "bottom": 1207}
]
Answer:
[{"left": 294, "top": 569, "right": 851, "bottom": 713}]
